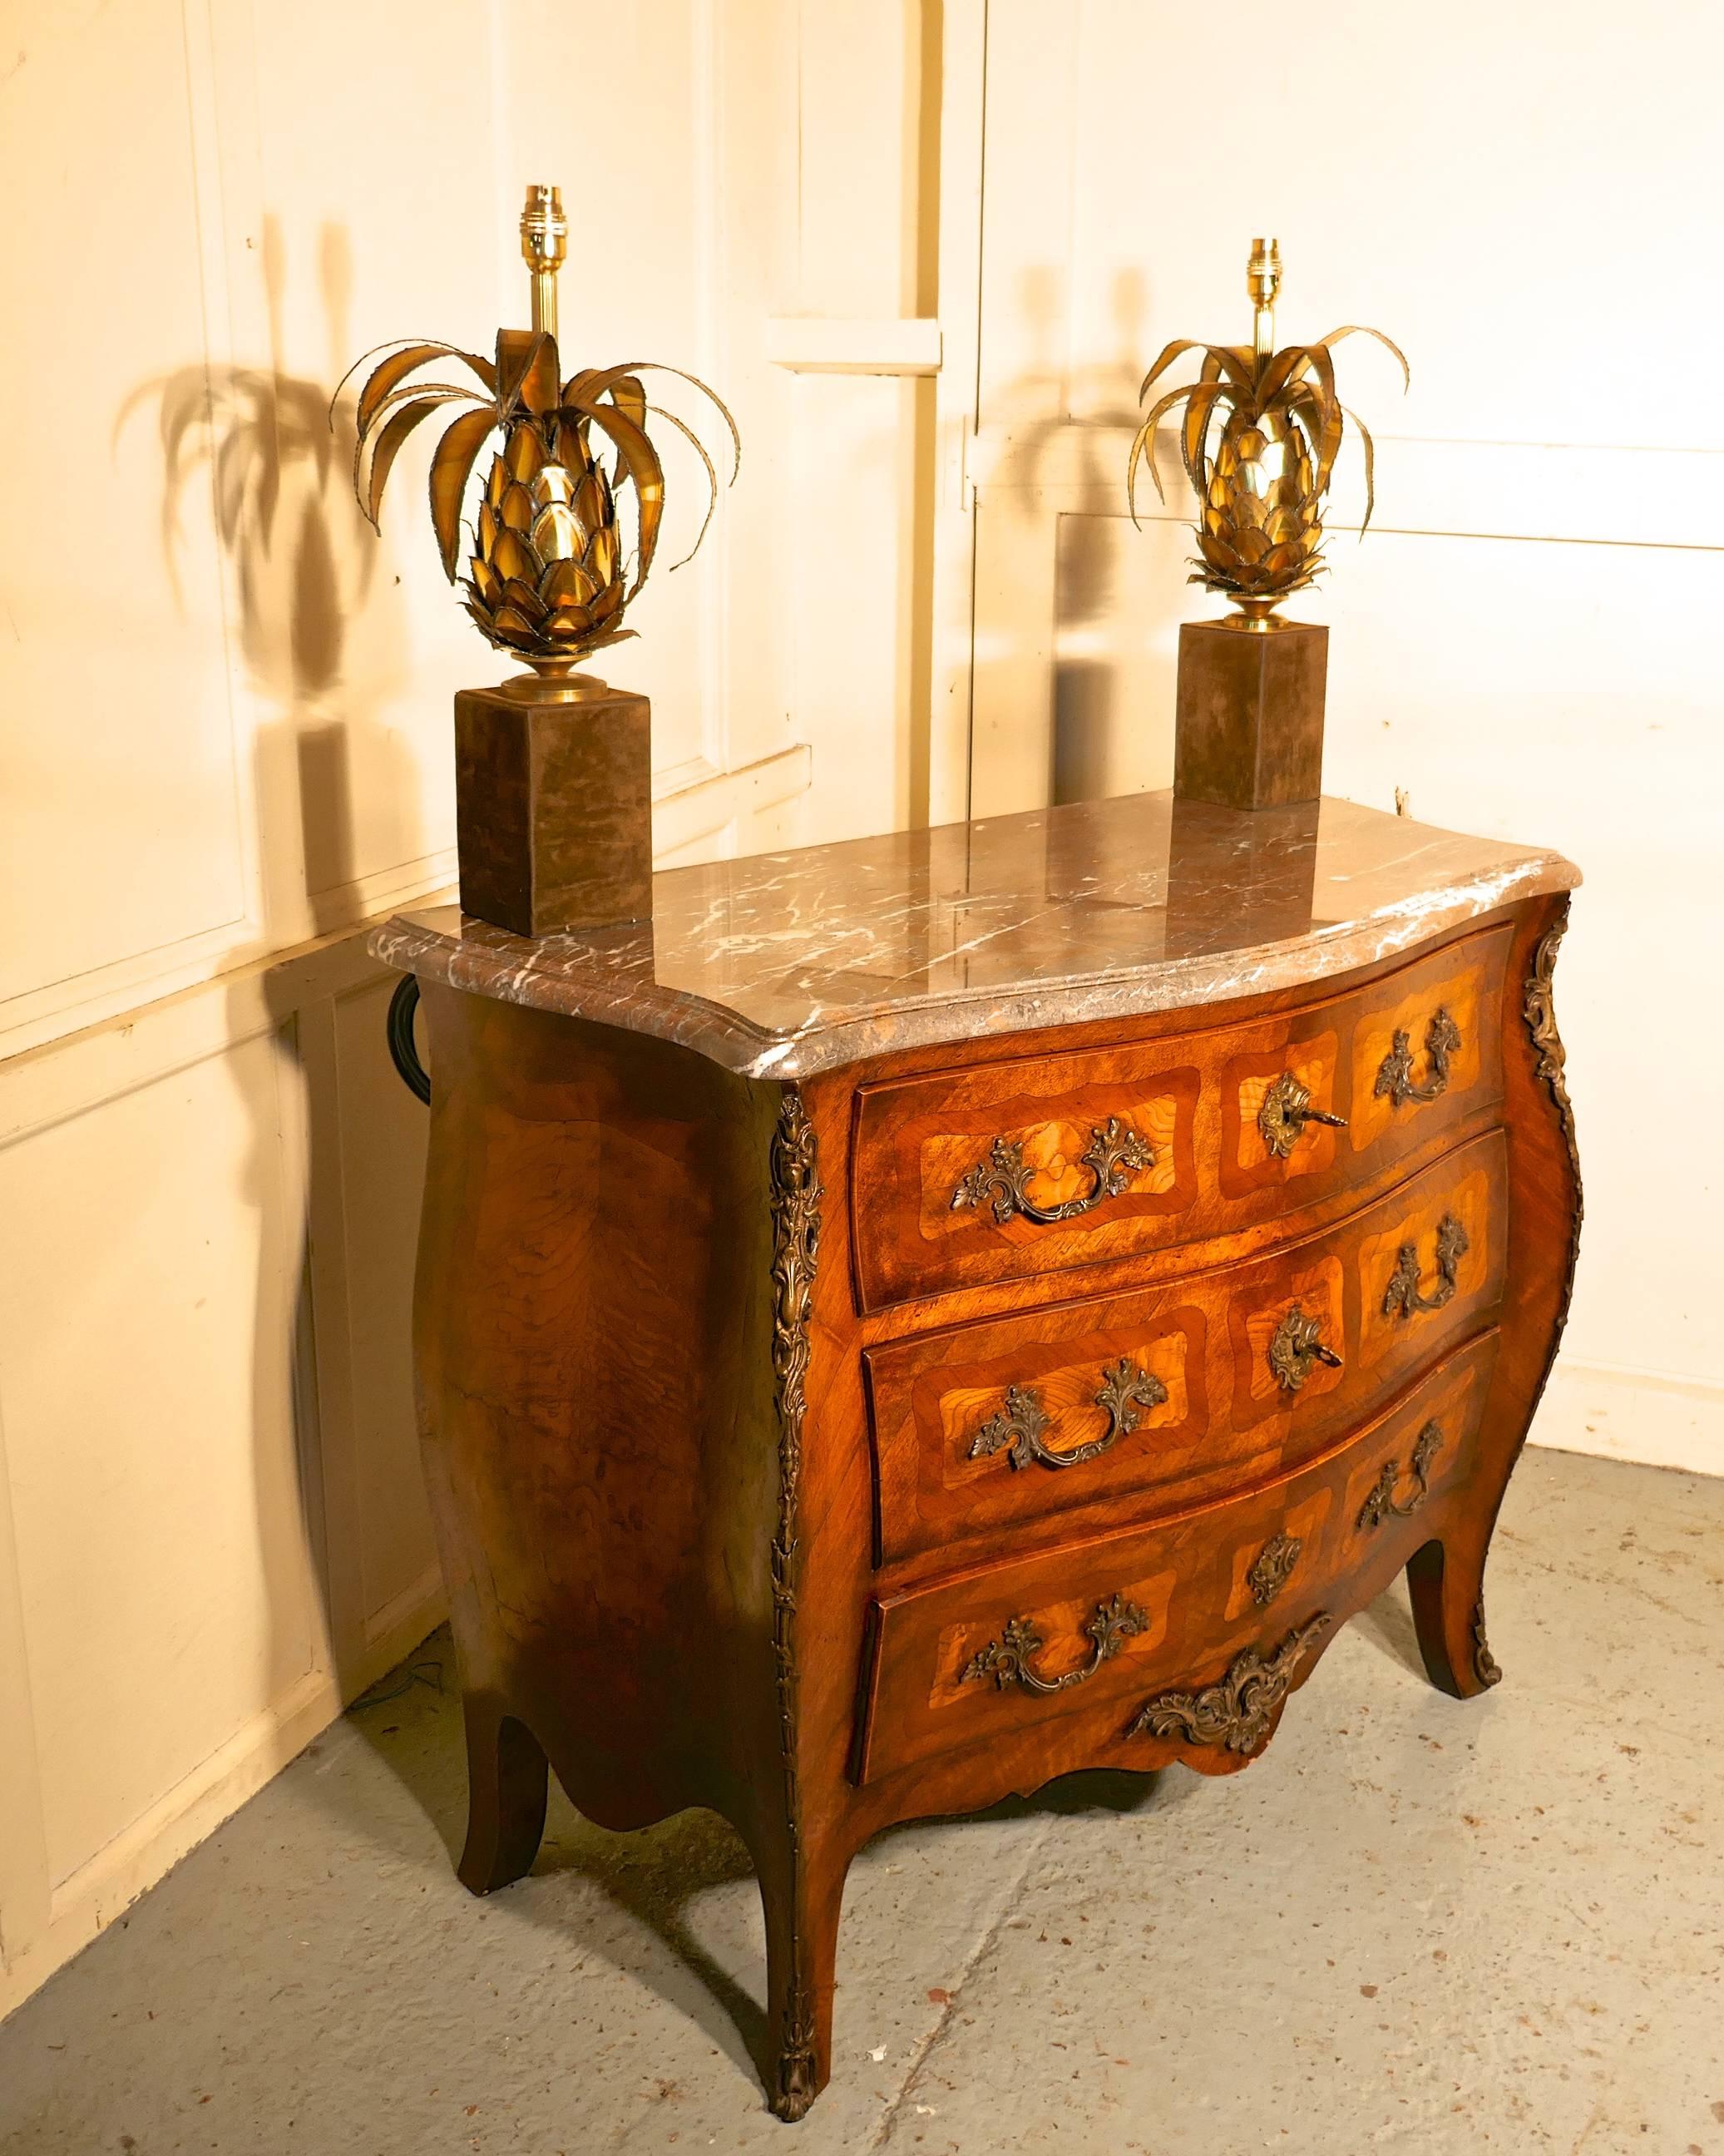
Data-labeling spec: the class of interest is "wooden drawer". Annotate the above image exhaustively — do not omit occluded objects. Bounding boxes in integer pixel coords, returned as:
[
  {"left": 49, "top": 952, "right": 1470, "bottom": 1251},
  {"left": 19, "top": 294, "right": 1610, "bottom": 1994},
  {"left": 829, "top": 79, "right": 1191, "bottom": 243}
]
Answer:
[
  {"left": 864, "top": 1127, "right": 1508, "bottom": 1565},
  {"left": 848, "top": 922, "right": 1509, "bottom": 1313},
  {"left": 853, "top": 1331, "right": 1498, "bottom": 1785}
]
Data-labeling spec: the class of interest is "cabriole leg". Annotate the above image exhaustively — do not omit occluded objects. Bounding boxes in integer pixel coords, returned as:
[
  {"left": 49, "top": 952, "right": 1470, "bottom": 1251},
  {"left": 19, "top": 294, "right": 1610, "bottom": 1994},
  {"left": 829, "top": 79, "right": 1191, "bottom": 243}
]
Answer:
[
  {"left": 758, "top": 1831, "right": 849, "bottom": 2121},
  {"left": 457, "top": 1696, "right": 550, "bottom": 1895},
  {"left": 1406, "top": 1531, "right": 1504, "bottom": 1700}
]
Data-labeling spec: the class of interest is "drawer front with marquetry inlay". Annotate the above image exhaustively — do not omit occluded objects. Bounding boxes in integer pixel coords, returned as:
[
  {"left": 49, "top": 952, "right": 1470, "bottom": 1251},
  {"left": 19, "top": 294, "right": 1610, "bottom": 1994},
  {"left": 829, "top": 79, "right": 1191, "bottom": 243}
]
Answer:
[
  {"left": 852, "top": 1333, "right": 1499, "bottom": 1785},
  {"left": 862, "top": 1127, "right": 1508, "bottom": 1565},
  {"left": 848, "top": 924, "right": 1509, "bottom": 1313}
]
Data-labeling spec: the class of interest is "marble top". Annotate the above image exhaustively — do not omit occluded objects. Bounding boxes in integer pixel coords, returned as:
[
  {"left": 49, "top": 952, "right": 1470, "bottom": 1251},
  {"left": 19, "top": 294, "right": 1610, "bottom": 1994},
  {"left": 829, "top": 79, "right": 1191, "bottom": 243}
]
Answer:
[{"left": 371, "top": 792, "right": 1578, "bottom": 1080}]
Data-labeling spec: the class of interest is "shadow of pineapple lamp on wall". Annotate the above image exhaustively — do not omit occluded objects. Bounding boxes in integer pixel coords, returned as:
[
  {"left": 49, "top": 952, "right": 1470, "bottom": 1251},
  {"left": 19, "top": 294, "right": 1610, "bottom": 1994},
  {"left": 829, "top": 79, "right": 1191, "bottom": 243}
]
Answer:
[
  {"left": 339, "top": 182, "right": 738, "bottom": 935},
  {"left": 1129, "top": 239, "right": 1405, "bottom": 809}
]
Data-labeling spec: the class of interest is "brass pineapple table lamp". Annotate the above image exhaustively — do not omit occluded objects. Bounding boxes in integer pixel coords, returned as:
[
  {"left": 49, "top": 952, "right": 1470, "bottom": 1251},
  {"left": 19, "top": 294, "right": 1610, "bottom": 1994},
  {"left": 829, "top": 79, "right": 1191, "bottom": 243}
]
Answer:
[
  {"left": 1129, "top": 240, "right": 1405, "bottom": 809},
  {"left": 342, "top": 184, "right": 737, "bottom": 934}
]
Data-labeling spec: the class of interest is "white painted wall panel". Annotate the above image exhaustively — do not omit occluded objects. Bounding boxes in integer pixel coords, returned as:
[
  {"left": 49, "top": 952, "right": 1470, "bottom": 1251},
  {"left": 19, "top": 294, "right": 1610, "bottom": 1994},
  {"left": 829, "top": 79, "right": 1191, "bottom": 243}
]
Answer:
[
  {"left": 227, "top": 0, "right": 503, "bottom": 936},
  {"left": 0, "top": 0, "right": 248, "bottom": 1009},
  {"left": 1065, "top": 0, "right": 1717, "bottom": 451},
  {"left": 0, "top": 1030, "right": 321, "bottom": 1891}
]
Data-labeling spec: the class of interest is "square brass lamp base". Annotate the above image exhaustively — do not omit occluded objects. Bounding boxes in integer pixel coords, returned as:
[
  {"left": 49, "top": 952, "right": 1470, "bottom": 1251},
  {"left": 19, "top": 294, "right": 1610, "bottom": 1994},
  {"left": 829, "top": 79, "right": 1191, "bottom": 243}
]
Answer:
[
  {"left": 1173, "top": 618, "right": 1328, "bottom": 810},
  {"left": 454, "top": 678, "right": 652, "bottom": 937}
]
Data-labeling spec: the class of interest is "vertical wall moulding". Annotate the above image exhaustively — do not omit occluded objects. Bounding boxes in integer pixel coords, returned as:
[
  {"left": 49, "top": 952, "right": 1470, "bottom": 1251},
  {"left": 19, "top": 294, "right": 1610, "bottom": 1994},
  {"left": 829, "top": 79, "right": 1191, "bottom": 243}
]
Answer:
[
  {"left": 926, "top": 0, "right": 990, "bottom": 823},
  {"left": 690, "top": 0, "right": 731, "bottom": 788}
]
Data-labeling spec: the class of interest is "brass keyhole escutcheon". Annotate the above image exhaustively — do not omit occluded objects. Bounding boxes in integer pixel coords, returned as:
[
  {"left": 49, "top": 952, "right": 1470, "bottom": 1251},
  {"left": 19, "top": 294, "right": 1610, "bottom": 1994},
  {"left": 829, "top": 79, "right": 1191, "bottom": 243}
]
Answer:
[
  {"left": 1267, "top": 1303, "right": 1343, "bottom": 1393},
  {"left": 1257, "top": 1071, "right": 1346, "bottom": 1160},
  {"left": 1247, "top": 1531, "right": 1302, "bottom": 1608}
]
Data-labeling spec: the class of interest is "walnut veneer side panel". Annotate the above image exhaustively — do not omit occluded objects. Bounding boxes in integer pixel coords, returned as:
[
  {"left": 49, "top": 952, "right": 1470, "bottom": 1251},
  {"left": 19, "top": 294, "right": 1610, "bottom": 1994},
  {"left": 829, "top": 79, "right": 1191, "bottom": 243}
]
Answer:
[{"left": 411, "top": 987, "right": 785, "bottom": 1848}]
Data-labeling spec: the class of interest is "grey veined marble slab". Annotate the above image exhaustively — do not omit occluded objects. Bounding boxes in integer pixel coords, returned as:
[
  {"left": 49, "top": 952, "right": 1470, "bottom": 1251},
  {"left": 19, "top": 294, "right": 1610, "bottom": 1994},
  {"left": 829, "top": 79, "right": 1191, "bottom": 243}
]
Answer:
[{"left": 370, "top": 791, "right": 1579, "bottom": 1080}]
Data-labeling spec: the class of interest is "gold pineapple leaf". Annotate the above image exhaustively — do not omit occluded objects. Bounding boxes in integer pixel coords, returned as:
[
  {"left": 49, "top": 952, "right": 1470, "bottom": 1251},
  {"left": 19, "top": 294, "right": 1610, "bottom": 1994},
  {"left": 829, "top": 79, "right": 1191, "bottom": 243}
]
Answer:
[
  {"left": 1138, "top": 338, "right": 1256, "bottom": 401},
  {"left": 1128, "top": 378, "right": 1228, "bottom": 523},
  {"left": 1340, "top": 402, "right": 1379, "bottom": 535},
  {"left": 573, "top": 396, "right": 665, "bottom": 596},
  {"left": 637, "top": 402, "right": 724, "bottom": 568},
  {"left": 565, "top": 362, "right": 739, "bottom": 469},
  {"left": 496, "top": 329, "right": 561, "bottom": 420},
  {"left": 341, "top": 339, "right": 496, "bottom": 437},
  {"left": 353, "top": 383, "right": 491, "bottom": 529},
  {"left": 1129, "top": 295, "right": 1405, "bottom": 606},
  {"left": 428, "top": 407, "right": 502, "bottom": 580},
  {"left": 345, "top": 316, "right": 737, "bottom": 665},
  {"left": 565, "top": 360, "right": 740, "bottom": 567},
  {"left": 1316, "top": 324, "right": 1410, "bottom": 389},
  {"left": 362, "top": 395, "right": 463, "bottom": 530}
]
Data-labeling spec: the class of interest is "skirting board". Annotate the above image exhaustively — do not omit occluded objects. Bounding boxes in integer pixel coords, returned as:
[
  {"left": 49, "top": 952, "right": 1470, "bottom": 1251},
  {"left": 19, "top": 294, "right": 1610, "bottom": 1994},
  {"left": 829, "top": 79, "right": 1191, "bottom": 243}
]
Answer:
[
  {"left": 1531, "top": 1356, "right": 1724, "bottom": 1480},
  {"left": 0, "top": 1582, "right": 445, "bottom": 2025}
]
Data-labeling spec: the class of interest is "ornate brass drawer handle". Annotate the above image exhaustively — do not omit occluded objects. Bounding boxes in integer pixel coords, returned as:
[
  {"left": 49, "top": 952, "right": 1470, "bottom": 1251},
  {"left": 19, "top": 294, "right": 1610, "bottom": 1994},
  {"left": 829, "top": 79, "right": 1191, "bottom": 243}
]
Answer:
[
  {"left": 1356, "top": 1419, "right": 1443, "bottom": 1532},
  {"left": 1267, "top": 1303, "right": 1343, "bottom": 1392},
  {"left": 1247, "top": 1530, "right": 1302, "bottom": 1608},
  {"left": 951, "top": 1116, "right": 1154, "bottom": 1227},
  {"left": 963, "top": 1594, "right": 1148, "bottom": 1697},
  {"left": 1375, "top": 1006, "right": 1462, "bottom": 1109},
  {"left": 1129, "top": 1614, "right": 1333, "bottom": 1755},
  {"left": 1257, "top": 1071, "right": 1346, "bottom": 1160},
  {"left": 969, "top": 1357, "right": 1168, "bottom": 1474},
  {"left": 1381, "top": 1212, "right": 1470, "bottom": 1319}
]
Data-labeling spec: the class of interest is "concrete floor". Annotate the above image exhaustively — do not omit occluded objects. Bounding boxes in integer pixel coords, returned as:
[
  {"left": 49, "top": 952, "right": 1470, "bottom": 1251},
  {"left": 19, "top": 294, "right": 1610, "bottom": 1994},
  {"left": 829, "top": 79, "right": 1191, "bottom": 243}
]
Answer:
[{"left": 2, "top": 1445, "right": 1722, "bottom": 2156}]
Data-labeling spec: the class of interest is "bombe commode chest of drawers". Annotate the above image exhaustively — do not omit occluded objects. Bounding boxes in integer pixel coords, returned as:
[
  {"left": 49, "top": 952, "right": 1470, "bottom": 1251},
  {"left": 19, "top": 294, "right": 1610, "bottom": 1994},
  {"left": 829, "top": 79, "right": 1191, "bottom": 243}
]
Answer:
[{"left": 373, "top": 789, "right": 1580, "bottom": 2120}]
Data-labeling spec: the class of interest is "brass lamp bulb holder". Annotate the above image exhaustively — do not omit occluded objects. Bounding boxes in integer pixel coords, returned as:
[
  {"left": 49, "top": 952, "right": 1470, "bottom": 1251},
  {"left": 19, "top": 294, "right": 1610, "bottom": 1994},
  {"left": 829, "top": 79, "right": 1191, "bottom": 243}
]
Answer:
[{"left": 520, "top": 182, "right": 568, "bottom": 343}]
